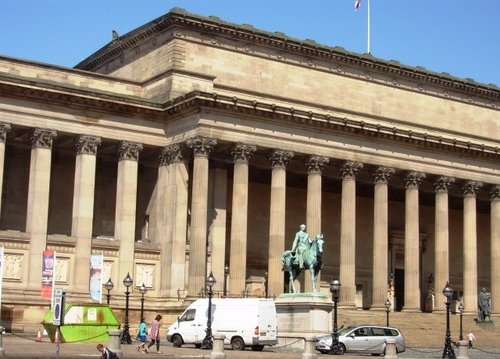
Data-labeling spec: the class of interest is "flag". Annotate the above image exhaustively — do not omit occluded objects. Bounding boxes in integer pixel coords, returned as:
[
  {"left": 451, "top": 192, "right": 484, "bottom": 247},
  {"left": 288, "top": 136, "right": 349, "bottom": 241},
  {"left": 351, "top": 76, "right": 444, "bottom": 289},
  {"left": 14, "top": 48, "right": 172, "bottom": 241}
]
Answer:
[{"left": 355, "top": 0, "right": 361, "bottom": 10}]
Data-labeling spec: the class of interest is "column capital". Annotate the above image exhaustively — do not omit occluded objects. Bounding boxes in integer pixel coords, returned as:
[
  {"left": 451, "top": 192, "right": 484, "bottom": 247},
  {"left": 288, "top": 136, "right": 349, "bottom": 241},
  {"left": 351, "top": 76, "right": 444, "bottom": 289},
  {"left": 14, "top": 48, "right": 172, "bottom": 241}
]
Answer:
[
  {"left": 160, "top": 143, "right": 185, "bottom": 166},
  {"left": 231, "top": 143, "right": 256, "bottom": 163},
  {"left": 462, "top": 180, "right": 483, "bottom": 196},
  {"left": 404, "top": 171, "right": 425, "bottom": 188},
  {"left": 118, "top": 141, "right": 143, "bottom": 161},
  {"left": 0, "top": 122, "right": 11, "bottom": 143},
  {"left": 433, "top": 176, "right": 455, "bottom": 193},
  {"left": 491, "top": 185, "right": 500, "bottom": 200},
  {"left": 340, "top": 160, "right": 363, "bottom": 179},
  {"left": 30, "top": 128, "right": 57, "bottom": 149},
  {"left": 186, "top": 136, "right": 217, "bottom": 158},
  {"left": 75, "top": 135, "right": 101, "bottom": 155},
  {"left": 305, "top": 155, "right": 329, "bottom": 174},
  {"left": 269, "top": 150, "right": 294, "bottom": 168},
  {"left": 373, "top": 166, "right": 394, "bottom": 184}
]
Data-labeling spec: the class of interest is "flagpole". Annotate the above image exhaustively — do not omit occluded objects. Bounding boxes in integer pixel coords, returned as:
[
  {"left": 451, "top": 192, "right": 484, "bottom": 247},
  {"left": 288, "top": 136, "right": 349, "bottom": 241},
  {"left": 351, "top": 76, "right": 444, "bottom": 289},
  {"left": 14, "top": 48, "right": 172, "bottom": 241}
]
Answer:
[{"left": 367, "top": 0, "right": 371, "bottom": 54}]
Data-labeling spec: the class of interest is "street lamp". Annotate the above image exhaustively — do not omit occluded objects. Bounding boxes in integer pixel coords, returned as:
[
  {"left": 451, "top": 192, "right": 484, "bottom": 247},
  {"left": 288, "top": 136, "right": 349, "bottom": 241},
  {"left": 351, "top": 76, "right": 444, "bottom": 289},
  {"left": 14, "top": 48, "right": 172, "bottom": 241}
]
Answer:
[
  {"left": 264, "top": 271, "right": 268, "bottom": 298},
  {"left": 458, "top": 302, "right": 464, "bottom": 341},
  {"left": 385, "top": 298, "right": 391, "bottom": 327},
  {"left": 329, "top": 278, "right": 342, "bottom": 355},
  {"left": 103, "top": 278, "right": 114, "bottom": 305},
  {"left": 201, "top": 271, "right": 216, "bottom": 349},
  {"left": 223, "top": 265, "right": 229, "bottom": 297},
  {"left": 139, "top": 283, "right": 148, "bottom": 321},
  {"left": 442, "top": 282, "right": 456, "bottom": 359},
  {"left": 120, "top": 272, "right": 133, "bottom": 344}
]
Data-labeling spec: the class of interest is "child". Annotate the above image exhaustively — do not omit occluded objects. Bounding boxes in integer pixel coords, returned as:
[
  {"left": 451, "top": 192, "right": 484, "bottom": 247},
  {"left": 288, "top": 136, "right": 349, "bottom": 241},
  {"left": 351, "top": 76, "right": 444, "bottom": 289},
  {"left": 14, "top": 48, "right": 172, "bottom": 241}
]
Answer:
[{"left": 136, "top": 318, "right": 148, "bottom": 352}]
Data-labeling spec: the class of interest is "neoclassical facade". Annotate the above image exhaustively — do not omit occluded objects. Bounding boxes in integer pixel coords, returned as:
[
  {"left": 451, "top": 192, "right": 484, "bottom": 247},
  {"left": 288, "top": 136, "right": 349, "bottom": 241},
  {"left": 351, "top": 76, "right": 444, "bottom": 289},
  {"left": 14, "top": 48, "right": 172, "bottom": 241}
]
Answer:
[{"left": 0, "top": 8, "right": 498, "bottom": 331}]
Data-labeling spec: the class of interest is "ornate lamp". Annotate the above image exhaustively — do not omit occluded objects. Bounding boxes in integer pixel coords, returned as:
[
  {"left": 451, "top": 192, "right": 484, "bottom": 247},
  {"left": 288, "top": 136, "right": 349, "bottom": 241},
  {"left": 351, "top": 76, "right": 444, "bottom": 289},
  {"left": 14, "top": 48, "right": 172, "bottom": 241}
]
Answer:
[
  {"left": 120, "top": 273, "right": 133, "bottom": 344},
  {"left": 442, "top": 282, "right": 455, "bottom": 359},
  {"left": 103, "top": 278, "right": 114, "bottom": 305},
  {"left": 201, "top": 271, "right": 216, "bottom": 349}
]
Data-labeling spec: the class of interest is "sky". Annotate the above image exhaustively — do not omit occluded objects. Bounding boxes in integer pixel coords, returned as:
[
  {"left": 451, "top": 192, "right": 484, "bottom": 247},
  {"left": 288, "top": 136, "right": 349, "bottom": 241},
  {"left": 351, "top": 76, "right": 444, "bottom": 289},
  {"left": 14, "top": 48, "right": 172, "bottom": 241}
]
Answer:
[{"left": 1, "top": 0, "right": 499, "bottom": 87}]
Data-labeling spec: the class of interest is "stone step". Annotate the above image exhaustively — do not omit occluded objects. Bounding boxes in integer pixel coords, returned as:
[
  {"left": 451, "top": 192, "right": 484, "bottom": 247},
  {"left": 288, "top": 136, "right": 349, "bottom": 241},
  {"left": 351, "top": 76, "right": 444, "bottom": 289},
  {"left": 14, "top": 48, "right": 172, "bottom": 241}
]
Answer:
[{"left": 335, "top": 309, "right": 497, "bottom": 349}]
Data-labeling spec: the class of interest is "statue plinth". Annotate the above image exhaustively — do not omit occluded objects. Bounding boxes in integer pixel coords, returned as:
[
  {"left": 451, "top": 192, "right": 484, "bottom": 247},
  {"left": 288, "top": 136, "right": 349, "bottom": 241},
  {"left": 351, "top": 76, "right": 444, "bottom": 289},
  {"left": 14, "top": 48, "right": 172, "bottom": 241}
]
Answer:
[{"left": 275, "top": 292, "right": 333, "bottom": 350}]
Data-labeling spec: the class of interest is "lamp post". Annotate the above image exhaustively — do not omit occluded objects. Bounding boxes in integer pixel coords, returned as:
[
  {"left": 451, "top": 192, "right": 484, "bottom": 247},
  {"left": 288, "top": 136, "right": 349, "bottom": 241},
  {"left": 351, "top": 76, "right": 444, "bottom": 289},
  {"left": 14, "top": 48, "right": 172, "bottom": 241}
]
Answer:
[
  {"left": 223, "top": 265, "right": 229, "bottom": 297},
  {"left": 139, "top": 283, "right": 148, "bottom": 321},
  {"left": 201, "top": 271, "right": 216, "bottom": 349},
  {"left": 264, "top": 271, "right": 268, "bottom": 298},
  {"left": 385, "top": 298, "right": 391, "bottom": 327},
  {"left": 103, "top": 278, "right": 114, "bottom": 305},
  {"left": 458, "top": 302, "right": 464, "bottom": 341},
  {"left": 120, "top": 272, "right": 133, "bottom": 344},
  {"left": 442, "top": 282, "right": 456, "bottom": 359},
  {"left": 329, "top": 278, "right": 343, "bottom": 355}
]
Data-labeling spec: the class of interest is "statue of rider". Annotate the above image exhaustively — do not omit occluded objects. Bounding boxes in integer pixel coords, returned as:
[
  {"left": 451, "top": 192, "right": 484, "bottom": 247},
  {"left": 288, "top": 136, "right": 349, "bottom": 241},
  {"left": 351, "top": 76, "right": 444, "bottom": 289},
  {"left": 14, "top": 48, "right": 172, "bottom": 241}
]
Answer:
[{"left": 291, "top": 224, "right": 310, "bottom": 269}]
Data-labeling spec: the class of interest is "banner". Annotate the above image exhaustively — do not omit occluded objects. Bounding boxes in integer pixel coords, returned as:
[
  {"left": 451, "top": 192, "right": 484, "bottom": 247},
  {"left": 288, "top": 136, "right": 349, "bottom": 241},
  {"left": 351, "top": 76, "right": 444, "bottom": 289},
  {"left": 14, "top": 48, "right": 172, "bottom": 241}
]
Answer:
[
  {"left": 89, "top": 254, "right": 103, "bottom": 303},
  {"left": 42, "top": 250, "right": 56, "bottom": 299}
]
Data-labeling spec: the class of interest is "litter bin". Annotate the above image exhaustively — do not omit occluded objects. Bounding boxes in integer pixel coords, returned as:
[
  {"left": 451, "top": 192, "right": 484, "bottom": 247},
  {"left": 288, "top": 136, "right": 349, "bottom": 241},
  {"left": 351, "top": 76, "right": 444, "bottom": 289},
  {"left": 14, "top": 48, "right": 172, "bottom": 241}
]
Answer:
[{"left": 42, "top": 303, "right": 119, "bottom": 343}]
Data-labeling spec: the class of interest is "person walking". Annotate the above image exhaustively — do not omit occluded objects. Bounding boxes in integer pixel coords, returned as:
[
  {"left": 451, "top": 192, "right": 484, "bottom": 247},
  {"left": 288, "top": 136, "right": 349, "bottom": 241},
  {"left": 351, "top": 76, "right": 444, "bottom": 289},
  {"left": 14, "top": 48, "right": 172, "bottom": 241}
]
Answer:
[
  {"left": 467, "top": 330, "right": 476, "bottom": 349},
  {"left": 136, "top": 318, "right": 148, "bottom": 352},
  {"left": 145, "top": 314, "right": 163, "bottom": 354}
]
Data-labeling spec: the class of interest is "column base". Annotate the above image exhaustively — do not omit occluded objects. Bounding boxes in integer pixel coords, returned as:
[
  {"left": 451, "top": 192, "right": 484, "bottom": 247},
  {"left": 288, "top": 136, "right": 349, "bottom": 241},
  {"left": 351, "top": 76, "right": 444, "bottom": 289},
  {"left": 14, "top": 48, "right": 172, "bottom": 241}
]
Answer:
[{"left": 402, "top": 307, "right": 421, "bottom": 313}]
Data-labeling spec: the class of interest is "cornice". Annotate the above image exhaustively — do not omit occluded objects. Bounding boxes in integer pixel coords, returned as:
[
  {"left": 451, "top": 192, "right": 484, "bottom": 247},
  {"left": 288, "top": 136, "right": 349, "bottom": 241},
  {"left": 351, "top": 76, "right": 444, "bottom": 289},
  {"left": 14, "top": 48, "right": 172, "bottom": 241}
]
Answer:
[{"left": 75, "top": 8, "right": 499, "bottom": 102}]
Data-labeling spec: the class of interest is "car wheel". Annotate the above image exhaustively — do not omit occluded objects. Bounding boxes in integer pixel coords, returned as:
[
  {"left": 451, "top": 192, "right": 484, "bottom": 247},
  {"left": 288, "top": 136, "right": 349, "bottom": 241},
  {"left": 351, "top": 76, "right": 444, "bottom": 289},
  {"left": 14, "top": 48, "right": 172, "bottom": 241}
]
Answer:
[
  {"left": 338, "top": 343, "right": 346, "bottom": 355},
  {"left": 171, "top": 334, "right": 183, "bottom": 348},
  {"left": 231, "top": 337, "right": 245, "bottom": 351}
]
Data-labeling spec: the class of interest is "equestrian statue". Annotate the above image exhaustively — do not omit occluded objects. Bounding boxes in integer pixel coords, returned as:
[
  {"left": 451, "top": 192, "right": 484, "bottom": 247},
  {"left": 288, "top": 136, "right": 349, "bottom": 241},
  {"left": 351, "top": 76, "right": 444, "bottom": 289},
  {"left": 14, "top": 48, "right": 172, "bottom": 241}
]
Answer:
[{"left": 281, "top": 224, "right": 324, "bottom": 293}]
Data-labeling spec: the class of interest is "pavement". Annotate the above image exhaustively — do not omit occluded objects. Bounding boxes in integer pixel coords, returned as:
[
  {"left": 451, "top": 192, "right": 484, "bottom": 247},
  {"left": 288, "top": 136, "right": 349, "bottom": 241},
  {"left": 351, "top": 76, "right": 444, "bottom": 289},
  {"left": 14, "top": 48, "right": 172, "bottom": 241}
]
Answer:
[{"left": 0, "top": 334, "right": 499, "bottom": 359}]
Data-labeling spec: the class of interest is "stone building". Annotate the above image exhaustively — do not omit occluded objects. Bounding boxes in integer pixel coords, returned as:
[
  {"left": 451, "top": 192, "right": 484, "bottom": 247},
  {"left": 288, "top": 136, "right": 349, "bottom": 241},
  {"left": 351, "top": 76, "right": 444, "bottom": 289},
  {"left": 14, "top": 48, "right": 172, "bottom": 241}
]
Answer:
[{"left": 0, "top": 8, "right": 498, "bottom": 331}]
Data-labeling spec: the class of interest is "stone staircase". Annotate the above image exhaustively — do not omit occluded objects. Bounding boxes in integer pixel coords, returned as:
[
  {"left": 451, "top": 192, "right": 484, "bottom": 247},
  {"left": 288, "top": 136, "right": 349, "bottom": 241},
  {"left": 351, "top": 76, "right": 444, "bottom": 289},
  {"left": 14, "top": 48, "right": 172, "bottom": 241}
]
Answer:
[{"left": 336, "top": 309, "right": 498, "bottom": 349}]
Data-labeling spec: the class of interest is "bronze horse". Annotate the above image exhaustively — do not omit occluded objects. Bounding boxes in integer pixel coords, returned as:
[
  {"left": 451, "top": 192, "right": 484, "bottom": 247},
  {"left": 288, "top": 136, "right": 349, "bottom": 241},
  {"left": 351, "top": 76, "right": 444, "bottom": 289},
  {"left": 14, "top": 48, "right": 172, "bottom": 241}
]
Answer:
[{"left": 281, "top": 234, "right": 324, "bottom": 293}]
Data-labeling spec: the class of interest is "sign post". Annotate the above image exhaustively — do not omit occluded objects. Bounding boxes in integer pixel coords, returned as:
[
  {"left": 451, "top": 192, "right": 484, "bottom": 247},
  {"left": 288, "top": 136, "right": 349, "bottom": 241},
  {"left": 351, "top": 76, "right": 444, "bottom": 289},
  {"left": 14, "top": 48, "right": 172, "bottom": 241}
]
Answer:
[{"left": 52, "top": 288, "right": 65, "bottom": 359}]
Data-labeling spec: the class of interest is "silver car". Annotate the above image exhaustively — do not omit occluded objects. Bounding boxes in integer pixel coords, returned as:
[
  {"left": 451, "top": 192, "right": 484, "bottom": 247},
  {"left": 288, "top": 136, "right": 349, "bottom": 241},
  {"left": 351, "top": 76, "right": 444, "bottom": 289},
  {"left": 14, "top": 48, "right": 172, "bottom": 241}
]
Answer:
[{"left": 315, "top": 325, "right": 406, "bottom": 355}]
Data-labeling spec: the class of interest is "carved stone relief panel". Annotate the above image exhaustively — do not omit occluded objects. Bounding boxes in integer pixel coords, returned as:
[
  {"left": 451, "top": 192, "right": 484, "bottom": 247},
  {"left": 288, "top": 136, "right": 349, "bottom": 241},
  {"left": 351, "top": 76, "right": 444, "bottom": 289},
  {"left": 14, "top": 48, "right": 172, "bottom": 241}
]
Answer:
[
  {"left": 55, "top": 257, "right": 69, "bottom": 284},
  {"left": 4, "top": 254, "right": 23, "bottom": 281},
  {"left": 135, "top": 263, "right": 154, "bottom": 289}
]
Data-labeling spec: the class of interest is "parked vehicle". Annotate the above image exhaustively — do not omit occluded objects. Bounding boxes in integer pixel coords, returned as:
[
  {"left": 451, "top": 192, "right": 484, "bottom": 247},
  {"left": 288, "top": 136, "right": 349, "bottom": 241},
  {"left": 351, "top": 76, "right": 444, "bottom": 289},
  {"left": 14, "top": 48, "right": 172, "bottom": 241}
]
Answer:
[
  {"left": 166, "top": 298, "right": 278, "bottom": 351},
  {"left": 315, "top": 325, "right": 406, "bottom": 355}
]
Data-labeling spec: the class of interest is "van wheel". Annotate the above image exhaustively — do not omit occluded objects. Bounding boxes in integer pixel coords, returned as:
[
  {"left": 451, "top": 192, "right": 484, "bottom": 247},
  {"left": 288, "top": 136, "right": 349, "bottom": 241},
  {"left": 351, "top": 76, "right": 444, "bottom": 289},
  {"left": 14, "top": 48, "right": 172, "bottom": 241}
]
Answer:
[
  {"left": 251, "top": 345, "right": 264, "bottom": 351},
  {"left": 172, "top": 334, "right": 183, "bottom": 348},
  {"left": 195, "top": 344, "right": 201, "bottom": 349},
  {"left": 231, "top": 337, "right": 245, "bottom": 351}
]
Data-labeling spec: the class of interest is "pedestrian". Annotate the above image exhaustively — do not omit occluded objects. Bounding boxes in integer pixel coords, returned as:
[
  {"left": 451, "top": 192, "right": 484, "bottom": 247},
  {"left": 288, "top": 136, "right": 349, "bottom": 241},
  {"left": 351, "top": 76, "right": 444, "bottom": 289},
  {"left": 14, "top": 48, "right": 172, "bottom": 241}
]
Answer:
[
  {"left": 96, "top": 343, "right": 117, "bottom": 359},
  {"left": 145, "top": 314, "right": 163, "bottom": 354},
  {"left": 136, "top": 317, "right": 148, "bottom": 352},
  {"left": 467, "top": 330, "right": 476, "bottom": 349}
]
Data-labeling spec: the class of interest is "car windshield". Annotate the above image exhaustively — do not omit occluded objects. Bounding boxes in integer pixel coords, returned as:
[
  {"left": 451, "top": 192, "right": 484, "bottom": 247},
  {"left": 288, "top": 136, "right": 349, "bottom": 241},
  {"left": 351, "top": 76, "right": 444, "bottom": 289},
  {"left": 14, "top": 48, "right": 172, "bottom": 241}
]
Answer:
[{"left": 338, "top": 326, "right": 356, "bottom": 336}]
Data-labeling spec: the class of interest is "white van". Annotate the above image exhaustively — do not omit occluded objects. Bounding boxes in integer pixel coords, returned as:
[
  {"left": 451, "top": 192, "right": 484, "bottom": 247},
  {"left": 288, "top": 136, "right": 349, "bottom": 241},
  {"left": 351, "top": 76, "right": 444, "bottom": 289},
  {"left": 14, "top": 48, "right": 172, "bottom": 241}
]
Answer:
[{"left": 166, "top": 298, "right": 278, "bottom": 351}]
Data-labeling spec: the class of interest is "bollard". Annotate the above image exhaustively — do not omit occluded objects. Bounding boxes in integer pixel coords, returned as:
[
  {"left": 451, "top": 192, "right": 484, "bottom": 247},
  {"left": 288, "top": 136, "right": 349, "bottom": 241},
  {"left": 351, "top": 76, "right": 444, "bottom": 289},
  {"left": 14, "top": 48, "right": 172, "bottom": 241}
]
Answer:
[
  {"left": 108, "top": 329, "right": 123, "bottom": 359},
  {"left": 456, "top": 340, "right": 469, "bottom": 359},
  {"left": 384, "top": 338, "right": 398, "bottom": 359},
  {"left": 0, "top": 326, "right": 5, "bottom": 357},
  {"left": 210, "top": 334, "right": 226, "bottom": 359},
  {"left": 302, "top": 337, "right": 317, "bottom": 359}
]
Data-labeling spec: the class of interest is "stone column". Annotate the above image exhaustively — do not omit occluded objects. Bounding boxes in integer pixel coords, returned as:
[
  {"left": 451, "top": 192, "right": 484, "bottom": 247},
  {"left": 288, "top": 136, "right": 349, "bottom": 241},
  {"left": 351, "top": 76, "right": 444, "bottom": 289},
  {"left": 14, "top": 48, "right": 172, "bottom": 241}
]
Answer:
[
  {"left": 158, "top": 144, "right": 188, "bottom": 298},
  {"left": 26, "top": 128, "right": 57, "bottom": 288},
  {"left": 491, "top": 185, "right": 500, "bottom": 314},
  {"left": 115, "top": 141, "right": 143, "bottom": 290},
  {"left": 371, "top": 166, "right": 394, "bottom": 310},
  {"left": 339, "top": 161, "right": 363, "bottom": 307},
  {"left": 71, "top": 135, "right": 101, "bottom": 294},
  {"left": 229, "top": 143, "right": 256, "bottom": 295},
  {"left": 433, "top": 176, "right": 455, "bottom": 312},
  {"left": 209, "top": 167, "right": 228, "bottom": 295},
  {"left": 268, "top": 150, "right": 294, "bottom": 297},
  {"left": 0, "top": 123, "right": 11, "bottom": 220},
  {"left": 462, "top": 181, "right": 482, "bottom": 313},
  {"left": 305, "top": 155, "right": 329, "bottom": 293},
  {"left": 187, "top": 136, "right": 216, "bottom": 296},
  {"left": 403, "top": 171, "right": 425, "bottom": 312}
]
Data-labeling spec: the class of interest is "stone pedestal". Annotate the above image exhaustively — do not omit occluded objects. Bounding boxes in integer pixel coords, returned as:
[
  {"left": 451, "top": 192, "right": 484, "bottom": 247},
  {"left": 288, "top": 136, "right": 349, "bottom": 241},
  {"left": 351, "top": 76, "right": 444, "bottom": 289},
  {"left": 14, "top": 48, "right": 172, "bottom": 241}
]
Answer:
[{"left": 275, "top": 293, "right": 333, "bottom": 350}]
